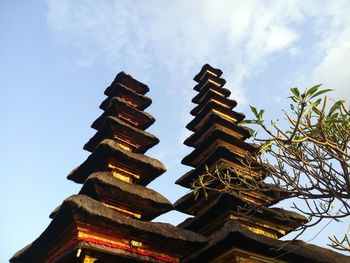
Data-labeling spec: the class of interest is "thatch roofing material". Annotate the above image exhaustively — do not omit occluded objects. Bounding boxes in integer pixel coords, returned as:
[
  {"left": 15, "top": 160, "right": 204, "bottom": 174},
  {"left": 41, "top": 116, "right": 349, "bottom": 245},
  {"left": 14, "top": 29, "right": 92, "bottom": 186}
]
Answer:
[
  {"left": 10, "top": 195, "right": 207, "bottom": 263},
  {"left": 174, "top": 184, "right": 289, "bottom": 216},
  {"left": 178, "top": 191, "right": 307, "bottom": 236},
  {"left": 192, "top": 84, "right": 231, "bottom": 104},
  {"left": 181, "top": 126, "right": 259, "bottom": 167},
  {"left": 183, "top": 221, "right": 349, "bottom": 263},
  {"left": 190, "top": 92, "right": 237, "bottom": 116},
  {"left": 105, "top": 71, "right": 149, "bottom": 95},
  {"left": 68, "top": 139, "right": 166, "bottom": 185},
  {"left": 84, "top": 116, "right": 159, "bottom": 153},
  {"left": 193, "top": 75, "right": 226, "bottom": 92},
  {"left": 79, "top": 172, "right": 173, "bottom": 220},
  {"left": 100, "top": 84, "right": 152, "bottom": 111},
  {"left": 69, "top": 194, "right": 206, "bottom": 244},
  {"left": 175, "top": 147, "right": 245, "bottom": 187},
  {"left": 186, "top": 102, "right": 245, "bottom": 132},
  {"left": 193, "top": 64, "right": 223, "bottom": 83},
  {"left": 184, "top": 114, "right": 252, "bottom": 146},
  {"left": 92, "top": 97, "right": 155, "bottom": 130}
]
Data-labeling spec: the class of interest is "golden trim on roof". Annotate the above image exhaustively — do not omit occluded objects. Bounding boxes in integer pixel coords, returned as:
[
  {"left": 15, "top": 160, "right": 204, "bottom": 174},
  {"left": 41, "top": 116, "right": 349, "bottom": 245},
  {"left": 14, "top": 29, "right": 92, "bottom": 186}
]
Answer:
[
  {"left": 113, "top": 134, "right": 139, "bottom": 152},
  {"left": 108, "top": 161, "right": 141, "bottom": 184},
  {"left": 117, "top": 112, "right": 139, "bottom": 127},
  {"left": 198, "top": 88, "right": 226, "bottom": 102},
  {"left": 83, "top": 254, "right": 98, "bottom": 263},
  {"left": 199, "top": 69, "right": 218, "bottom": 81},
  {"left": 102, "top": 202, "right": 142, "bottom": 219}
]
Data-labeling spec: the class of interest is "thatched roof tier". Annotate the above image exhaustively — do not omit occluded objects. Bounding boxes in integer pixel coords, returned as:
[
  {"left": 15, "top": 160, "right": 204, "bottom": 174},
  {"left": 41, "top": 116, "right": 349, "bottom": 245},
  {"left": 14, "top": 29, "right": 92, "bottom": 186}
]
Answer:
[
  {"left": 78, "top": 172, "right": 173, "bottom": 220},
  {"left": 181, "top": 127, "right": 259, "bottom": 167},
  {"left": 193, "top": 64, "right": 223, "bottom": 83},
  {"left": 10, "top": 195, "right": 207, "bottom": 263},
  {"left": 49, "top": 205, "right": 59, "bottom": 219},
  {"left": 68, "top": 139, "right": 166, "bottom": 185},
  {"left": 192, "top": 83, "right": 231, "bottom": 104},
  {"left": 184, "top": 115, "right": 252, "bottom": 147},
  {"left": 178, "top": 191, "right": 307, "bottom": 238},
  {"left": 84, "top": 116, "right": 159, "bottom": 154},
  {"left": 174, "top": 191, "right": 217, "bottom": 216},
  {"left": 183, "top": 221, "right": 349, "bottom": 263},
  {"left": 176, "top": 146, "right": 262, "bottom": 188},
  {"left": 92, "top": 97, "right": 155, "bottom": 130},
  {"left": 174, "top": 185, "right": 285, "bottom": 216},
  {"left": 105, "top": 71, "right": 149, "bottom": 95},
  {"left": 190, "top": 92, "right": 237, "bottom": 116},
  {"left": 186, "top": 102, "right": 245, "bottom": 132},
  {"left": 193, "top": 75, "right": 226, "bottom": 92},
  {"left": 100, "top": 84, "right": 152, "bottom": 111}
]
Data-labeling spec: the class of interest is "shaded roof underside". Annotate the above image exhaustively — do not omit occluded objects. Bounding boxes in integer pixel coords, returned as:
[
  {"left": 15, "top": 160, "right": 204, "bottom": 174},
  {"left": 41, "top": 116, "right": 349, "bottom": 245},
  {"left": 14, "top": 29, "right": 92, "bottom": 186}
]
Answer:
[
  {"left": 11, "top": 195, "right": 207, "bottom": 263},
  {"left": 79, "top": 172, "right": 173, "bottom": 220},
  {"left": 84, "top": 116, "right": 159, "bottom": 154},
  {"left": 68, "top": 139, "right": 166, "bottom": 185},
  {"left": 178, "top": 191, "right": 307, "bottom": 236},
  {"left": 183, "top": 221, "right": 349, "bottom": 263}
]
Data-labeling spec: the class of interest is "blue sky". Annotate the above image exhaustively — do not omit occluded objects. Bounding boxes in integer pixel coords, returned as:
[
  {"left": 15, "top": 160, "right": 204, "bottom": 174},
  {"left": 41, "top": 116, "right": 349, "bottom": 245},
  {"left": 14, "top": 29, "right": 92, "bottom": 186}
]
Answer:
[{"left": 1, "top": 0, "right": 350, "bottom": 261}]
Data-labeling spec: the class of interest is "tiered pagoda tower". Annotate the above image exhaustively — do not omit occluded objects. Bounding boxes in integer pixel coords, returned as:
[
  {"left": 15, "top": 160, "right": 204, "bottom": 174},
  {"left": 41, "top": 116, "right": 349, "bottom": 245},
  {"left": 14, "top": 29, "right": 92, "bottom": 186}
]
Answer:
[
  {"left": 174, "top": 64, "right": 310, "bottom": 262},
  {"left": 11, "top": 72, "right": 206, "bottom": 263}
]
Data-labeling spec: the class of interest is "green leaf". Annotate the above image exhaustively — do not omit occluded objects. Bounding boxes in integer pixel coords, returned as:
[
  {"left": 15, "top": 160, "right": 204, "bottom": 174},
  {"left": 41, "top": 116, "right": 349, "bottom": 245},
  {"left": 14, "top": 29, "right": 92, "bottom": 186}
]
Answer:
[
  {"left": 306, "top": 84, "right": 322, "bottom": 98},
  {"left": 250, "top": 106, "right": 258, "bottom": 117},
  {"left": 329, "top": 100, "right": 345, "bottom": 116},
  {"left": 310, "top": 89, "right": 333, "bottom": 99},
  {"left": 289, "top": 96, "right": 299, "bottom": 103},
  {"left": 314, "top": 98, "right": 322, "bottom": 106},
  {"left": 291, "top": 87, "right": 300, "bottom": 98},
  {"left": 332, "top": 112, "right": 339, "bottom": 119},
  {"left": 240, "top": 119, "right": 255, "bottom": 124}
]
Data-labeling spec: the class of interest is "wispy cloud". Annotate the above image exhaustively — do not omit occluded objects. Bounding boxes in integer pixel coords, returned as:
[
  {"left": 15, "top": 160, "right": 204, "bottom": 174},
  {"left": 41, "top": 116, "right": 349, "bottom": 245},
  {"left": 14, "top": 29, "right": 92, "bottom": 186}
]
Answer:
[{"left": 46, "top": 0, "right": 306, "bottom": 103}]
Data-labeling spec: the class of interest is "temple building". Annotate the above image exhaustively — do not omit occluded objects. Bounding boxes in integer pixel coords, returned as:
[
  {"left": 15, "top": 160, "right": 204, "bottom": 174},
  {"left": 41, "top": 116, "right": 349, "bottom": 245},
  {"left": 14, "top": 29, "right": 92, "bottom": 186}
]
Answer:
[
  {"left": 174, "top": 64, "right": 308, "bottom": 239},
  {"left": 174, "top": 64, "right": 348, "bottom": 263},
  {"left": 10, "top": 72, "right": 206, "bottom": 263},
  {"left": 11, "top": 66, "right": 349, "bottom": 263}
]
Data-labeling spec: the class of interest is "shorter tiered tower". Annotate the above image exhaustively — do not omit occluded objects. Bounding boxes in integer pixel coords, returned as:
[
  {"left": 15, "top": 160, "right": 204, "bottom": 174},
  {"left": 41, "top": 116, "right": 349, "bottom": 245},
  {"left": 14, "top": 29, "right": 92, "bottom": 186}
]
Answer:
[
  {"left": 175, "top": 64, "right": 308, "bottom": 262},
  {"left": 11, "top": 72, "right": 206, "bottom": 263}
]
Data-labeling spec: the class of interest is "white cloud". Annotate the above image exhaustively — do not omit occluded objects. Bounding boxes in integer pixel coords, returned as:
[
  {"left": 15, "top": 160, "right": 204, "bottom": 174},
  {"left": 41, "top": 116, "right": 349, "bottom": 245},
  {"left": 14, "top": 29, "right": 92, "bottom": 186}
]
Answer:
[
  {"left": 304, "top": 1, "right": 350, "bottom": 102},
  {"left": 46, "top": 0, "right": 305, "bottom": 104},
  {"left": 46, "top": 0, "right": 350, "bottom": 170},
  {"left": 45, "top": 0, "right": 350, "bottom": 147},
  {"left": 312, "top": 43, "right": 350, "bottom": 101}
]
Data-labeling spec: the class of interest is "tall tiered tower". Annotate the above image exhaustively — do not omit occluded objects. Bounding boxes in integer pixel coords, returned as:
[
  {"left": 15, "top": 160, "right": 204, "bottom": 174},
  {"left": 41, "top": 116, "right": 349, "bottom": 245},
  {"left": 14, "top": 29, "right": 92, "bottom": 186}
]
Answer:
[
  {"left": 174, "top": 64, "right": 308, "bottom": 262},
  {"left": 10, "top": 72, "right": 206, "bottom": 263}
]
